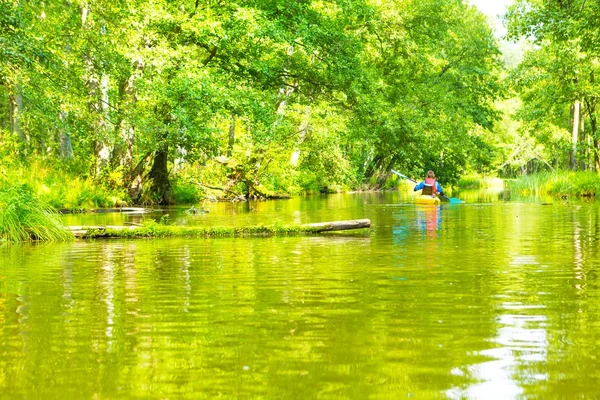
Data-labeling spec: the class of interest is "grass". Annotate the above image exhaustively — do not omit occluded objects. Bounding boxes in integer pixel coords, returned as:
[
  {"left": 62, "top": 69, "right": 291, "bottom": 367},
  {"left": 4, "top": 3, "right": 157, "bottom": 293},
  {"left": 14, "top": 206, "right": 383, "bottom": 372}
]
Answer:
[
  {"left": 0, "top": 159, "right": 130, "bottom": 210},
  {"left": 0, "top": 184, "right": 74, "bottom": 243},
  {"left": 508, "top": 171, "right": 600, "bottom": 199},
  {"left": 458, "top": 176, "right": 505, "bottom": 190}
]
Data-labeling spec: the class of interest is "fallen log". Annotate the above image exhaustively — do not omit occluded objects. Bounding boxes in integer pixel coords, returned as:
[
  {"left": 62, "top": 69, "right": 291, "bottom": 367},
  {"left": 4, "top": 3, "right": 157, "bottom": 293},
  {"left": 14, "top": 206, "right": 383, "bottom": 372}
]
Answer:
[
  {"left": 59, "top": 207, "right": 155, "bottom": 214},
  {"left": 68, "top": 219, "right": 371, "bottom": 239},
  {"left": 302, "top": 219, "right": 371, "bottom": 232}
]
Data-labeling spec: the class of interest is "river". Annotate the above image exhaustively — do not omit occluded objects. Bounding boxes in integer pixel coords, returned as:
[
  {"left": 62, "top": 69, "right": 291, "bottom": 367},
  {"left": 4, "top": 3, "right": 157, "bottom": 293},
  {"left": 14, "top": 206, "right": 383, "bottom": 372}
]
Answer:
[{"left": 1, "top": 191, "right": 599, "bottom": 398}]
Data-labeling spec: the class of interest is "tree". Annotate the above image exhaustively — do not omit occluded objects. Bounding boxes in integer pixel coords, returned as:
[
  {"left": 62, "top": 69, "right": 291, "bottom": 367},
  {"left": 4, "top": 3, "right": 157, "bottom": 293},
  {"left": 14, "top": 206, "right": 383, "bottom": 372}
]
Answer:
[
  {"left": 347, "top": 0, "right": 502, "bottom": 186},
  {"left": 0, "top": 0, "right": 505, "bottom": 205},
  {"left": 506, "top": 0, "right": 600, "bottom": 171}
]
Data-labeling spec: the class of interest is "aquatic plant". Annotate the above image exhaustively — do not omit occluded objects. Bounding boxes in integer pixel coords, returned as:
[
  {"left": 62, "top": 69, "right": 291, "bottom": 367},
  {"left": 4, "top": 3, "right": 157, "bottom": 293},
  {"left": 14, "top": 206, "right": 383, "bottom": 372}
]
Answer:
[
  {"left": 458, "top": 176, "right": 505, "bottom": 190},
  {"left": 508, "top": 171, "right": 600, "bottom": 199},
  {"left": 0, "top": 184, "right": 74, "bottom": 242},
  {"left": 457, "top": 176, "right": 482, "bottom": 188}
]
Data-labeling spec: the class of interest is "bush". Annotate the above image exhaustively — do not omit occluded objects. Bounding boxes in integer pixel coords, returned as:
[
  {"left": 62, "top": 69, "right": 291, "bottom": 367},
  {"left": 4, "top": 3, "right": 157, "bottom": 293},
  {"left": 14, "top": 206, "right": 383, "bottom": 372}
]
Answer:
[
  {"left": 172, "top": 181, "right": 203, "bottom": 204},
  {"left": 0, "top": 159, "right": 130, "bottom": 210}
]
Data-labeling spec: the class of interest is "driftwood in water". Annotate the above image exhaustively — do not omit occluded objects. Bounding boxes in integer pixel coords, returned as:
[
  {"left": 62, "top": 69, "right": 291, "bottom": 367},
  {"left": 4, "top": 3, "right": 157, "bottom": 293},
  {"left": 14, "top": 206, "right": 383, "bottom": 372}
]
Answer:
[
  {"left": 302, "top": 219, "right": 371, "bottom": 232},
  {"left": 59, "top": 207, "right": 154, "bottom": 215},
  {"left": 68, "top": 219, "right": 371, "bottom": 239}
]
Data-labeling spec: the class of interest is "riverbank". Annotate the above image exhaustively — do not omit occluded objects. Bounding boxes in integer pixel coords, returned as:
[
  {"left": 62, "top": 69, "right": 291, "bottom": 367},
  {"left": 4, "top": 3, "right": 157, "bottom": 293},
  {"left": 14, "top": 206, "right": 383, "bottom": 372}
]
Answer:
[
  {"left": 0, "top": 183, "right": 371, "bottom": 243},
  {"left": 0, "top": 160, "right": 304, "bottom": 210},
  {"left": 505, "top": 171, "right": 600, "bottom": 199},
  {"left": 458, "top": 172, "right": 600, "bottom": 200}
]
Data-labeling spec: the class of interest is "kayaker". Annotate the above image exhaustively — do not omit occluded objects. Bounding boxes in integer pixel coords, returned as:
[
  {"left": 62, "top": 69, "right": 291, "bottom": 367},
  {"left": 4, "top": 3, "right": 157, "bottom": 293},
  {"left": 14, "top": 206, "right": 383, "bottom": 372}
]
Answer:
[{"left": 414, "top": 170, "right": 444, "bottom": 198}]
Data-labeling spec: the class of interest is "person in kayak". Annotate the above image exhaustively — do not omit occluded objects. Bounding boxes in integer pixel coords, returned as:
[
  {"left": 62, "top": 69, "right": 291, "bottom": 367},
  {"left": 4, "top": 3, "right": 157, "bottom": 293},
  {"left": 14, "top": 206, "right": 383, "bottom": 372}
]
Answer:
[{"left": 414, "top": 170, "right": 444, "bottom": 198}]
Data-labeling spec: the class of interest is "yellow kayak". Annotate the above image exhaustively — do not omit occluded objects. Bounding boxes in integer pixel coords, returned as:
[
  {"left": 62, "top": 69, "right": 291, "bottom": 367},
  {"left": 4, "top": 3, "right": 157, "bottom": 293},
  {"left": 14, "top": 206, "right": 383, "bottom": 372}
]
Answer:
[{"left": 414, "top": 195, "right": 441, "bottom": 205}]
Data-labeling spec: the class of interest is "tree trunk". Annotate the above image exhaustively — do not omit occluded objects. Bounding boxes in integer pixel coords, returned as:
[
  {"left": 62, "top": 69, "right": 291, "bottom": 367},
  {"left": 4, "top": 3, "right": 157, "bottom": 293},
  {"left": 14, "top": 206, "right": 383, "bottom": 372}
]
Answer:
[
  {"left": 80, "top": 4, "right": 111, "bottom": 175},
  {"left": 591, "top": 115, "right": 599, "bottom": 172},
  {"left": 290, "top": 105, "right": 310, "bottom": 167},
  {"left": 227, "top": 115, "right": 235, "bottom": 157},
  {"left": 584, "top": 96, "right": 599, "bottom": 171},
  {"left": 571, "top": 99, "right": 580, "bottom": 170},
  {"left": 115, "top": 58, "right": 144, "bottom": 171},
  {"left": 68, "top": 218, "right": 371, "bottom": 238},
  {"left": 95, "top": 72, "right": 111, "bottom": 174},
  {"left": 274, "top": 45, "right": 296, "bottom": 117},
  {"left": 9, "top": 85, "right": 26, "bottom": 143},
  {"left": 58, "top": 2, "right": 75, "bottom": 160},
  {"left": 126, "top": 152, "right": 151, "bottom": 203},
  {"left": 148, "top": 144, "right": 173, "bottom": 204},
  {"left": 59, "top": 111, "right": 74, "bottom": 159}
]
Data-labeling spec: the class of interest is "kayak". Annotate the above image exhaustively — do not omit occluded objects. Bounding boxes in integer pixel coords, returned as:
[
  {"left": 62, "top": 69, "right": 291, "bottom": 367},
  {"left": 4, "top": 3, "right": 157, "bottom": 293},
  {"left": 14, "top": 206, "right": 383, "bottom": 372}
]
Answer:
[{"left": 414, "top": 195, "right": 441, "bottom": 205}]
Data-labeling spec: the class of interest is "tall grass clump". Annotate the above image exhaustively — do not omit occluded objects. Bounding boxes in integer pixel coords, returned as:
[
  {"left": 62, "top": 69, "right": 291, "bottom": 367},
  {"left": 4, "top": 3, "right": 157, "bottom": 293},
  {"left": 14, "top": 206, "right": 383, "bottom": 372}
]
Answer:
[
  {"left": 548, "top": 171, "right": 600, "bottom": 198},
  {"left": 508, "top": 171, "right": 600, "bottom": 199},
  {"left": 458, "top": 175, "right": 505, "bottom": 190},
  {"left": 0, "top": 184, "right": 74, "bottom": 242},
  {"left": 506, "top": 172, "right": 549, "bottom": 196},
  {"left": 457, "top": 176, "right": 481, "bottom": 189}
]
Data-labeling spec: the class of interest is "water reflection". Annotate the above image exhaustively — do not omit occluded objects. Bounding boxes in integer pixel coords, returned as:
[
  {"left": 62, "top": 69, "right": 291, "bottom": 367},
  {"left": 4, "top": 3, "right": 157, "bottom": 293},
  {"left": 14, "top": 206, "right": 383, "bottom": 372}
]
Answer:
[
  {"left": 100, "top": 244, "right": 116, "bottom": 348},
  {"left": 415, "top": 205, "right": 441, "bottom": 236},
  {"left": 448, "top": 254, "right": 548, "bottom": 399},
  {"left": 448, "top": 308, "right": 548, "bottom": 399},
  {"left": 4, "top": 195, "right": 600, "bottom": 398},
  {"left": 392, "top": 204, "right": 442, "bottom": 244}
]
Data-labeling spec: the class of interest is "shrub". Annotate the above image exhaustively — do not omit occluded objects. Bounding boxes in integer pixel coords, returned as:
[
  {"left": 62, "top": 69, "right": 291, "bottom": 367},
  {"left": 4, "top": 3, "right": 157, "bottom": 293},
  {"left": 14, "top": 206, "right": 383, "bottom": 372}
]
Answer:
[{"left": 172, "top": 181, "right": 203, "bottom": 204}]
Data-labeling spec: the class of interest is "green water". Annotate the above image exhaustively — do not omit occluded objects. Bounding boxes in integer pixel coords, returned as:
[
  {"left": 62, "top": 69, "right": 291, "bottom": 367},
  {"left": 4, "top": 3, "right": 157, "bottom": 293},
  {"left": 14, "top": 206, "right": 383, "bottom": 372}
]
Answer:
[{"left": 2, "top": 192, "right": 600, "bottom": 398}]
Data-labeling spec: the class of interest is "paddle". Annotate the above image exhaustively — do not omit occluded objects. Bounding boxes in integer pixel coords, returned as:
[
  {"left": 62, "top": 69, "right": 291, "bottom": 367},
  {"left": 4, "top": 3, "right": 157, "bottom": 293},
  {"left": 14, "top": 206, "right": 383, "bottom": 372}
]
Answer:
[
  {"left": 391, "top": 169, "right": 418, "bottom": 184},
  {"left": 391, "top": 169, "right": 464, "bottom": 204}
]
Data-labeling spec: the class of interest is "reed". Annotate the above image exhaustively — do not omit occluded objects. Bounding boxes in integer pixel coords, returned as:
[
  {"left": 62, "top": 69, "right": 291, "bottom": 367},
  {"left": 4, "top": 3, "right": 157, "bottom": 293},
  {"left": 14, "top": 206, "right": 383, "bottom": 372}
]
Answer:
[
  {"left": 508, "top": 171, "right": 600, "bottom": 199},
  {"left": 0, "top": 184, "right": 74, "bottom": 243},
  {"left": 458, "top": 176, "right": 505, "bottom": 190}
]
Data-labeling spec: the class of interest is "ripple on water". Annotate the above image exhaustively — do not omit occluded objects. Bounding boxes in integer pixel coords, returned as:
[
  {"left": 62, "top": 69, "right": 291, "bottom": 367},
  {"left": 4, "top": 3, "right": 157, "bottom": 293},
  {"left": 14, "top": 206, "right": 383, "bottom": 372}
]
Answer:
[{"left": 2, "top": 200, "right": 600, "bottom": 398}]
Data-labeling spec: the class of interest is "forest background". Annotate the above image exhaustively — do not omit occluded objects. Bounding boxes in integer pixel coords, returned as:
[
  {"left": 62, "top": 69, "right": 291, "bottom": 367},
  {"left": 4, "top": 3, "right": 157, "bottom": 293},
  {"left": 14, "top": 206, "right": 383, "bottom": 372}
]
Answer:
[{"left": 1, "top": 0, "right": 597, "bottom": 208}]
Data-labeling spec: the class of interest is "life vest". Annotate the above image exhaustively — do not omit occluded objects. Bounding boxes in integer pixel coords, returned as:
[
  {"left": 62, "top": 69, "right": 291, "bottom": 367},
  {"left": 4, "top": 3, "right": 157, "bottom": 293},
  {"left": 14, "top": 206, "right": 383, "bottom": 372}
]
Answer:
[{"left": 422, "top": 177, "right": 438, "bottom": 196}]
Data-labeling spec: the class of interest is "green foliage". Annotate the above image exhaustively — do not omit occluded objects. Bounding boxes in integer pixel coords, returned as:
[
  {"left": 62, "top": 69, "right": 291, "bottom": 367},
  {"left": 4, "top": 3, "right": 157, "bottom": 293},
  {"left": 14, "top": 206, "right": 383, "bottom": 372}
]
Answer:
[
  {"left": 45, "top": 177, "right": 118, "bottom": 210},
  {"left": 171, "top": 181, "right": 203, "bottom": 205},
  {"left": 0, "top": 184, "right": 73, "bottom": 243},
  {"left": 506, "top": 0, "right": 600, "bottom": 171},
  {"left": 458, "top": 175, "right": 505, "bottom": 190},
  {"left": 458, "top": 176, "right": 482, "bottom": 189},
  {"left": 1, "top": 0, "right": 504, "bottom": 200},
  {"left": 0, "top": 158, "right": 129, "bottom": 210},
  {"left": 350, "top": 0, "right": 502, "bottom": 184}
]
